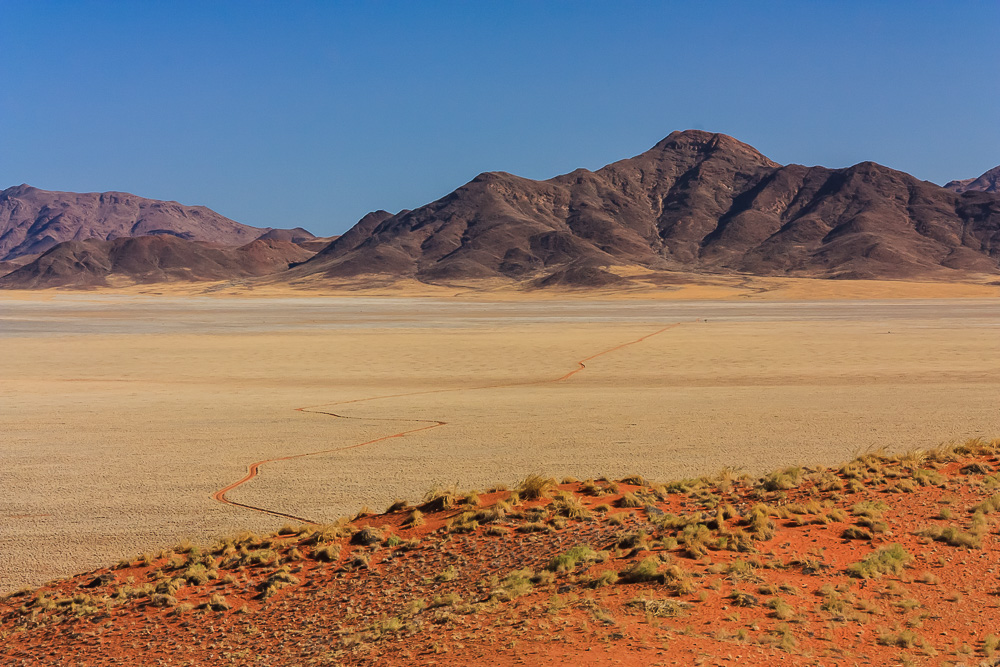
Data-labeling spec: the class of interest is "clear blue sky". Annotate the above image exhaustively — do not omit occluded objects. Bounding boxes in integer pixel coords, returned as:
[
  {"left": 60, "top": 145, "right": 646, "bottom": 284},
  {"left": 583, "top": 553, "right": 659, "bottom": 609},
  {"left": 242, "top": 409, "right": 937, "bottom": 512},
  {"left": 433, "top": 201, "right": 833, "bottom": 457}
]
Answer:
[{"left": 1, "top": 1, "right": 997, "bottom": 235}]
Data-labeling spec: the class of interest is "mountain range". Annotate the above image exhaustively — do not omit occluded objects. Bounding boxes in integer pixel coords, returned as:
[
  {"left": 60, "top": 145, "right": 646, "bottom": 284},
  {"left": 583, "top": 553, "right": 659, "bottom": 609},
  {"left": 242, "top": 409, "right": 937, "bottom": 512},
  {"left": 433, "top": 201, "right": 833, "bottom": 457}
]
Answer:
[
  {"left": 3, "top": 132, "right": 1000, "bottom": 288},
  {"left": 945, "top": 165, "right": 1000, "bottom": 194},
  {"left": 291, "top": 131, "right": 1000, "bottom": 285}
]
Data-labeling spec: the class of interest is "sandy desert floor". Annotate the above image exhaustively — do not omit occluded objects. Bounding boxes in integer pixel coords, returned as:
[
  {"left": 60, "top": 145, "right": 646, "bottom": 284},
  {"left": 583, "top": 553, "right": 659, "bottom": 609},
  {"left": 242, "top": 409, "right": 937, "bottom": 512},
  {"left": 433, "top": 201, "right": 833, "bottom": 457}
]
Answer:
[{"left": 2, "top": 290, "right": 1000, "bottom": 590}]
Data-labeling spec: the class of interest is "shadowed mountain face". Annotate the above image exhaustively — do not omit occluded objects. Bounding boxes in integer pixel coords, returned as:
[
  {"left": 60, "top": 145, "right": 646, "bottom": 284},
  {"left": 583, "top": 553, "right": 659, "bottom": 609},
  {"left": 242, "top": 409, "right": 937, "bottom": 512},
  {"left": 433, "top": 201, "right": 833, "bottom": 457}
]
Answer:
[
  {"left": 0, "top": 185, "right": 265, "bottom": 261},
  {"left": 293, "top": 130, "right": 1000, "bottom": 283},
  {"left": 946, "top": 166, "right": 1000, "bottom": 194},
  {"left": 0, "top": 236, "right": 315, "bottom": 288}
]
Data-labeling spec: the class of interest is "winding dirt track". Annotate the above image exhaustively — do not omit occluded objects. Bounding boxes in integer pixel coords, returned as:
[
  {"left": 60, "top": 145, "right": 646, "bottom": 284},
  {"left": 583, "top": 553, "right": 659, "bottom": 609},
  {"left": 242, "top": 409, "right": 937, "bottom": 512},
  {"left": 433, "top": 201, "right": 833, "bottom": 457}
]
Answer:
[{"left": 211, "top": 322, "right": 688, "bottom": 523}]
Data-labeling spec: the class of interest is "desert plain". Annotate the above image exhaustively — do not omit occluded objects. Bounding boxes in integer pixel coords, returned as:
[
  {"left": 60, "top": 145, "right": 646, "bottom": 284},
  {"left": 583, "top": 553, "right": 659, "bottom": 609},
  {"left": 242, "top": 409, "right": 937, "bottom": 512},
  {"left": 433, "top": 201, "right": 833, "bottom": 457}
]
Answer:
[{"left": 3, "top": 280, "right": 1000, "bottom": 592}]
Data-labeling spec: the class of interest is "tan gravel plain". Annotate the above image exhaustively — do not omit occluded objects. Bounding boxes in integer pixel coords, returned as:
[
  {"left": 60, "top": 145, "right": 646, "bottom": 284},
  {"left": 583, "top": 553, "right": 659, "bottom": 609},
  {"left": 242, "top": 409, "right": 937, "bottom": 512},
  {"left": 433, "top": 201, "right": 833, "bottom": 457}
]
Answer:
[{"left": 2, "top": 288, "right": 1000, "bottom": 590}]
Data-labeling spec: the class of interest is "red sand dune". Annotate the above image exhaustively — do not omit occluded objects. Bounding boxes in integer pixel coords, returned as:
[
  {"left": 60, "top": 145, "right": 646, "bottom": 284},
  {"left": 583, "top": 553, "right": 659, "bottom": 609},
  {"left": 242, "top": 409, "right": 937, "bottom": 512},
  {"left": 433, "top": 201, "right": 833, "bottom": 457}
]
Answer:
[{"left": 5, "top": 440, "right": 1000, "bottom": 665}]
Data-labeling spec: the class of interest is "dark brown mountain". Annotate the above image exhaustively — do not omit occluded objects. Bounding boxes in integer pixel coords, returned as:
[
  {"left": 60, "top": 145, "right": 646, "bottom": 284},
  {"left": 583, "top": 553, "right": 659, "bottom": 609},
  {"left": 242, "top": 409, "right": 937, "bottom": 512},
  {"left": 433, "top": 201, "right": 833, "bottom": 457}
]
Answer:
[
  {"left": 0, "top": 185, "right": 266, "bottom": 261},
  {"left": 291, "top": 130, "right": 1000, "bottom": 283},
  {"left": 945, "top": 166, "right": 1000, "bottom": 194},
  {"left": 0, "top": 235, "right": 315, "bottom": 289}
]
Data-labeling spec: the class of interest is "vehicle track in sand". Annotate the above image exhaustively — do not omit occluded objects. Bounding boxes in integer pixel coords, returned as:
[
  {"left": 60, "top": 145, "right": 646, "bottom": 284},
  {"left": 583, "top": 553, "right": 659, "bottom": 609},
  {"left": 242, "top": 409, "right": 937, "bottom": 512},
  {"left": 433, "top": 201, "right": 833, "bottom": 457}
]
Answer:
[{"left": 211, "top": 321, "right": 691, "bottom": 523}]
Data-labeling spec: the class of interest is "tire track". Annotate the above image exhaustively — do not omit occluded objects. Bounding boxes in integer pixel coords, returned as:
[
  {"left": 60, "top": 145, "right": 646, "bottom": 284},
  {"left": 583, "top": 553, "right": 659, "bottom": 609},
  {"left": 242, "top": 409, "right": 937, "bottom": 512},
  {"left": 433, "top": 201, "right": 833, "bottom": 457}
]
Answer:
[{"left": 212, "top": 321, "right": 690, "bottom": 523}]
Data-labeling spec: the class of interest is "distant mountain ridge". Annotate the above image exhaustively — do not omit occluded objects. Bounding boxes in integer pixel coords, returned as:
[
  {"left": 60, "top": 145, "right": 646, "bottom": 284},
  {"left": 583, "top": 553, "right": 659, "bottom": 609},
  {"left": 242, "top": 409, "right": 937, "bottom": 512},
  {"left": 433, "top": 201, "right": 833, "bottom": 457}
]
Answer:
[
  {"left": 945, "top": 165, "right": 1000, "bottom": 194},
  {"left": 4, "top": 133, "right": 1000, "bottom": 289},
  {"left": 289, "top": 130, "right": 1000, "bottom": 284},
  {"left": 0, "top": 185, "right": 265, "bottom": 261},
  {"left": 0, "top": 236, "right": 314, "bottom": 288}
]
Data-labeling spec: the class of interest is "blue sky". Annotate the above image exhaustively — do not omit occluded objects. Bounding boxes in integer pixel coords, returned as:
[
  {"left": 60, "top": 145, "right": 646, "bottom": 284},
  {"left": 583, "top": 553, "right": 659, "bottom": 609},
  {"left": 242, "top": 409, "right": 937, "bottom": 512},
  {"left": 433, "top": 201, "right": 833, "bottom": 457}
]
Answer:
[{"left": 1, "top": 1, "right": 997, "bottom": 235}]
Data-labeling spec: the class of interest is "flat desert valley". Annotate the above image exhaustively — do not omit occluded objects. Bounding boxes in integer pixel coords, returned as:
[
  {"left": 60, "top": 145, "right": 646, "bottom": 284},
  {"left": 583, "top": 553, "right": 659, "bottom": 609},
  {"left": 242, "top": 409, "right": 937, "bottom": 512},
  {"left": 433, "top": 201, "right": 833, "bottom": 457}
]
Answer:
[{"left": 3, "top": 287, "right": 1000, "bottom": 592}]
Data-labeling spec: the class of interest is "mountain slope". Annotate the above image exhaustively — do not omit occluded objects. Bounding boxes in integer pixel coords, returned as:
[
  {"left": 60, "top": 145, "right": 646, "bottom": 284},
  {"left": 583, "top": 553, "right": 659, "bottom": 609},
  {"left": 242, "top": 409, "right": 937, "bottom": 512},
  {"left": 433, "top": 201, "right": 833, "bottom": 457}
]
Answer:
[
  {"left": 0, "top": 185, "right": 264, "bottom": 261},
  {"left": 292, "top": 131, "right": 1000, "bottom": 283},
  {"left": 0, "top": 236, "right": 315, "bottom": 288},
  {"left": 945, "top": 165, "right": 1000, "bottom": 194}
]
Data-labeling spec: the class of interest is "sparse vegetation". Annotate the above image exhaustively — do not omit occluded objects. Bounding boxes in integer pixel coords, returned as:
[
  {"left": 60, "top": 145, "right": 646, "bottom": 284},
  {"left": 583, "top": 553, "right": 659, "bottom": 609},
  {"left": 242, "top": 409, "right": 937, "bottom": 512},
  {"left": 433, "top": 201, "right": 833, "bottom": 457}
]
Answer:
[
  {"left": 8, "top": 440, "right": 1000, "bottom": 664},
  {"left": 847, "top": 544, "right": 913, "bottom": 579}
]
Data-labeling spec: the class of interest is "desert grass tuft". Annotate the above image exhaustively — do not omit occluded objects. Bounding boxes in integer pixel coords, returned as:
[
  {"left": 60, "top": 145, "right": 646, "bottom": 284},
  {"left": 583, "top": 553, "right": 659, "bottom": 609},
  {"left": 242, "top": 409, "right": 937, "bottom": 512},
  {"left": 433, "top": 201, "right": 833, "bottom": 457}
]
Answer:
[
  {"left": 517, "top": 474, "right": 556, "bottom": 500},
  {"left": 847, "top": 544, "right": 912, "bottom": 579}
]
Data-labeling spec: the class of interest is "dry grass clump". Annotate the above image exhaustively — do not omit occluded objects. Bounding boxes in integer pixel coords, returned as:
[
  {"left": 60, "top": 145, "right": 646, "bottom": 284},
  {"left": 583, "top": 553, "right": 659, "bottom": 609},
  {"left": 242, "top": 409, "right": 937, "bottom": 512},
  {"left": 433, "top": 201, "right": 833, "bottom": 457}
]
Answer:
[
  {"left": 546, "top": 545, "right": 597, "bottom": 572},
  {"left": 584, "top": 569, "right": 620, "bottom": 588},
  {"left": 915, "top": 524, "right": 982, "bottom": 549},
  {"left": 877, "top": 628, "right": 926, "bottom": 650},
  {"left": 491, "top": 569, "right": 534, "bottom": 601},
  {"left": 680, "top": 523, "right": 712, "bottom": 558},
  {"left": 350, "top": 526, "right": 383, "bottom": 546},
  {"left": 842, "top": 525, "right": 873, "bottom": 540},
  {"left": 517, "top": 474, "right": 556, "bottom": 500},
  {"left": 618, "top": 492, "right": 644, "bottom": 509},
  {"left": 847, "top": 544, "right": 912, "bottom": 579},
  {"left": 552, "top": 495, "right": 590, "bottom": 520},
  {"left": 763, "top": 467, "right": 803, "bottom": 491},
  {"left": 619, "top": 557, "right": 662, "bottom": 584},
  {"left": 313, "top": 543, "right": 340, "bottom": 562},
  {"left": 741, "top": 504, "right": 776, "bottom": 541},
  {"left": 386, "top": 499, "right": 410, "bottom": 513},
  {"left": 201, "top": 594, "right": 230, "bottom": 612},
  {"left": 728, "top": 590, "right": 759, "bottom": 607},
  {"left": 421, "top": 487, "right": 458, "bottom": 512},
  {"left": 627, "top": 596, "right": 691, "bottom": 618},
  {"left": 243, "top": 549, "right": 277, "bottom": 567},
  {"left": 402, "top": 509, "right": 425, "bottom": 528},
  {"left": 259, "top": 568, "right": 300, "bottom": 599},
  {"left": 973, "top": 494, "right": 1000, "bottom": 515}
]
